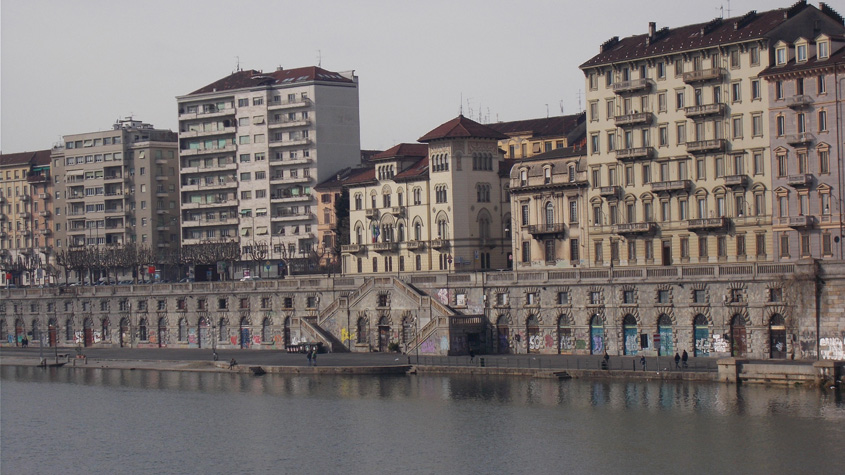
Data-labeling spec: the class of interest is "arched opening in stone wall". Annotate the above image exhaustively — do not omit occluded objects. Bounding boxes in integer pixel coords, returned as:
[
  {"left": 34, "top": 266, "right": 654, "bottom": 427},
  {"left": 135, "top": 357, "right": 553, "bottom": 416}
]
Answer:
[
  {"left": 590, "top": 315, "right": 604, "bottom": 355},
  {"left": 119, "top": 318, "right": 129, "bottom": 348},
  {"left": 496, "top": 315, "right": 510, "bottom": 354},
  {"left": 657, "top": 314, "right": 673, "bottom": 356},
  {"left": 378, "top": 316, "right": 390, "bottom": 352},
  {"left": 526, "top": 314, "right": 541, "bottom": 354},
  {"left": 730, "top": 315, "right": 747, "bottom": 357},
  {"left": 157, "top": 317, "right": 167, "bottom": 348},
  {"left": 557, "top": 315, "right": 572, "bottom": 354},
  {"left": 83, "top": 317, "right": 94, "bottom": 347},
  {"left": 623, "top": 314, "right": 638, "bottom": 355},
  {"left": 769, "top": 314, "right": 787, "bottom": 359},
  {"left": 693, "top": 314, "right": 709, "bottom": 357}
]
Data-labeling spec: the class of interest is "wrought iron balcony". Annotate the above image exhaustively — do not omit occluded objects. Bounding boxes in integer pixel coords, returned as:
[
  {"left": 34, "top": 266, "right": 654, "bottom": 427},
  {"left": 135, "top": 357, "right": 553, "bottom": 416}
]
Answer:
[
  {"left": 684, "top": 103, "right": 726, "bottom": 118},
  {"left": 614, "top": 112, "right": 653, "bottom": 127},
  {"left": 527, "top": 223, "right": 567, "bottom": 238},
  {"left": 682, "top": 67, "right": 725, "bottom": 84},
  {"left": 612, "top": 78, "right": 652, "bottom": 94},
  {"left": 613, "top": 222, "right": 656, "bottom": 235},
  {"left": 687, "top": 217, "right": 729, "bottom": 231},
  {"left": 614, "top": 147, "right": 655, "bottom": 161},
  {"left": 723, "top": 174, "right": 748, "bottom": 187},
  {"left": 686, "top": 139, "right": 726, "bottom": 154},
  {"left": 786, "top": 174, "right": 813, "bottom": 188},
  {"left": 650, "top": 180, "right": 692, "bottom": 192},
  {"left": 786, "top": 95, "right": 814, "bottom": 109}
]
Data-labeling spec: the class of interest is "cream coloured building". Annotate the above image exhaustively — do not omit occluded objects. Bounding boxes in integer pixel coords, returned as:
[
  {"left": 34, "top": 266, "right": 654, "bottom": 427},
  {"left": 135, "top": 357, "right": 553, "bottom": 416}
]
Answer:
[
  {"left": 579, "top": 2, "right": 844, "bottom": 267},
  {"left": 343, "top": 116, "right": 511, "bottom": 274}
]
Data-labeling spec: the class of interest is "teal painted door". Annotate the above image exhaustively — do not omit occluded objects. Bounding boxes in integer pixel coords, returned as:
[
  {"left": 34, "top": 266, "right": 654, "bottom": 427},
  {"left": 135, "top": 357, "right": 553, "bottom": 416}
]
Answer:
[
  {"left": 694, "top": 326, "right": 709, "bottom": 357},
  {"left": 590, "top": 326, "right": 604, "bottom": 355},
  {"left": 623, "top": 326, "right": 638, "bottom": 355},
  {"left": 658, "top": 326, "right": 673, "bottom": 356}
]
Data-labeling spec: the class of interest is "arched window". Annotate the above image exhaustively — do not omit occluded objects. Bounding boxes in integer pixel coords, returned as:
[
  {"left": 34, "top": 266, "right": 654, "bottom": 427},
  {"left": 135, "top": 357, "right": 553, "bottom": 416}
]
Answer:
[
  {"left": 557, "top": 315, "right": 572, "bottom": 353},
  {"left": 357, "top": 317, "right": 369, "bottom": 344},
  {"left": 261, "top": 317, "right": 272, "bottom": 342},
  {"left": 589, "top": 315, "right": 604, "bottom": 355},
  {"left": 397, "top": 223, "right": 405, "bottom": 242},
  {"left": 219, "top": 318, "right": 227, "bottom": 342},
  {"left": 414, "top": 222, "right": 422, "bottom": 241},
  {"left": 545, "top": 202, "right": 555, "bottom": 225},
  {"left": 437, "top": 218, "right": 449, "bottom": 240},
  {"left": 139, "top": 318, "right": 148, "bottom": 341},
  {"left": 178, "top": 318, "right": 187, "bottom": 342},
  {"left": 693, "top": 314, "right": 709, "bottom": 357},
  {"left": 66, "top": 318, "right": 74, "bottom": 341},
  {"left": 623, "top": 314, "right": 638, "bottom": 355},
  {"left": 479, "top": 215, "right": 490, "bottom": 240},
  {"left": 101, "top": 318, "right": 110, "bottom": 340}
]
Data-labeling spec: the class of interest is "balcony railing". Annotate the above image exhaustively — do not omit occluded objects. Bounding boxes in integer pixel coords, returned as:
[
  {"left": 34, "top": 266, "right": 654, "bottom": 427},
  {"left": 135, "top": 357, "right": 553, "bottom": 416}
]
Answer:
[
  {"left": 371, "top": 242, "right": 397, "bottom": 252},
  {"left": 612, "top": 78, "right": 652, "bottom": 94},
  {"left": 365, "top": 209, "right": 379, "bottom": 219},
  {"left": 267, "top": 97, "right": 312, "bottom": 109},
  {"left": 684, "top": 103, "right": 726, "bottom": 118},
  {"left": 406, "top": 240, "right": 424, "bottom": 251},
  {"left": 341, "top": 244, "right": 364, "bottom": 253},
  {"left": 686, "top": 139, "right": 726, "bottom": 154},
  {"left": 682, "top": 68, "right": 725, "bottom": 83},
  {"left": 430, "top": 239, "right": 449, "bottom": 249},
  {"left": 786, "top": 133, "right": 814, "bottom": 146},
  {"left": 614, "top": 112, "right": 653, "bottom": 127},
  {"left": 786, "top": 95, "right": 814, "bottom": 109},
  {"left": 786, "top": 174, "right": 813, "bottom": 187},
  {"left": 390, "top": 207, "right": 404, "bottom": 216},
  {"left": 613, "top": 222, "right": 656, "bottom": 235},
  {"left": 687, "top": 217, "right": 729, "bottom": 231},
  {"left": 614, "top": 147, "right": 654, "bottom": 161},
  {"left": 650, "top": 180, "right": 692, "bottom": 192},
  {"left": 599, "top": 186, "right": 622, "bottom": 198},
  {"left": 527, "top": 223, "right": 567, "bottom": 238},
  {"left": 723, "top": 174, "right": 748, "bottom": 187},
  {"left": 782, "top": 215, "right": 814, "bottom": 228}
]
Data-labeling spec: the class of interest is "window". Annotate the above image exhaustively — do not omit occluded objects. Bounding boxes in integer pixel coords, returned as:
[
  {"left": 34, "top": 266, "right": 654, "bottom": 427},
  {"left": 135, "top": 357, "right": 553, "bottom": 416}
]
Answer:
[
  {"left": 818, "top": 74, "right": 826, "bottom": 94},
  {"left": 657, "top": 61, "right": 666, "bottom": 79},
  {"left": 732, "top": 116, "right": 743, "bottom": 139},
  {"left": 776, "top": 47, "right": 786, "bottom": 65},
  {"left": 750, "top": 46, "right": 760, "bottom": 65},
  {"left": 730, "top": 49, "right": 740, "bottom": 68},
  {"left": 776, "top": 116, "right": 785, "bottom": 136},
  {"left": 737, "top": 235, "right": 746, "bottom": 258},
  {"left": 818, "top": 110, "right": 827, "bottom": 132},
  {"left": 594, "top": 241, "right": 603, "bottom": 263},
  {"left": 623, "top": 290, "right": 635, "bottom": 304},
  {"left": 658, "top": 92, "right": 667, "bottom": 112},
  {"left": 819, "top": 149, "right": 830, "bottom": 174},
  {"left": 693, "top": 289, "right": 707, "bottom": 303},
  {"left": 675, "top": 90, "right": 685, "bottom": 109},
  {"left": 780, "top": 234, "right": 790, "bottom": 258},
  {"left": 658, "top": 125, "right": 668, "bottom": 146},
  {"left": 796, "top": 44, "right": 807, "bottom": 62},
  {"left": 521, "top": 241, "right": 530, "bottom": 263},
  {"left": 590, "top": 134, "right": 600, "bottom": 154},
  {"left": 557, "top": 292, "right": 570, "bottom": 305},
  {"left": 589, "top": 101, "right": 599, "bottom": 121},
  {"left": 657, "top": 289, "right": 670, "bottom": 304},
  {"left": 775, "top": 81, "right": 784, "bottom": 100},
  {"left": 698, "top": 236, "right": 708, "bottom": 258},
  {"left": 589, "top": 291, "right": 601, "bottom": 305},
  {"left": 731, "top": 82, "right": 741, "bottom": 102},
  {"left": 752, "top": 114, "right": 763, "bottom": 137}
]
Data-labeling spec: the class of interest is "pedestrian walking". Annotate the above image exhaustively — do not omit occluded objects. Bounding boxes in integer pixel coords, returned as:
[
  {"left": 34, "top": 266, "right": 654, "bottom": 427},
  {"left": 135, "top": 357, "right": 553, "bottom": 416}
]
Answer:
[
  {"left": 602, "top": 351, "right": 610, "bottom": 370},
  {"left": 306, "top": 348, "right": 312, "bottom": 366},
  {"left": 640, "top": 355, "right": 646, "bottom": 371},
  {"left": 674, "top": 352, "right": 681, "bottom": 369},
  {"left": 228, "top": 358, "right": 237, "bottom": 370},
  {"left": 469, "top": 348, "right": 475, "bottom": 363},
  {"left": 312, "top": 348, "right": 318, "bottom": 366},
  {"left": 682, "top": 350, "right": 688, "bottom": 369}
]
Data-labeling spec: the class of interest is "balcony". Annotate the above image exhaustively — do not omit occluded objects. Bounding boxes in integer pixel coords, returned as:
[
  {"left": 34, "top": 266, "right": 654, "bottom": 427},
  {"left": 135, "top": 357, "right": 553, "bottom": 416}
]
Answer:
[
  {"left": 20, "top": 195, "right": 30, "bottom": 202},
  {"left": 786, "top": 133, "right": 814, "bottom": 146},
  {"left": 365, "top": 209, "right": 379, "bottom": 219},
  {"left": 687, "top": 217, "right": 729, "bottom": 231},
  {"left": 430, "top": 239, "right": 449, "bottom": 249},
  {"left": 156, "top": 225, "right": 170, "bottom": 231},
  {"left": 614, "top": 147, "right": 655, "bottom": 161},
  {"left": 0, "top": 197, "right": 5, "bottom": 204},
  {"left": 613, "top": 222, "right": 656, "bottom": 235},
  {"left": 684, "top": 103, "right": 726, "bottom": 118},
  {"left": 612, "top": 78, "right": 652, "bottom": 94},
  {"left": 650, "top": 180, "right": 692, "bottom": 192},
  {"left": 598, "top": 186, "right": 622, "bottom": 198},
  {"left": 178, "top": 126, "right": 236, "bottom": 139},
  {"left": 786, "top": 174, "right": 814, "bottom": 188},
  {"left": 155, "top": 158, "right": 169, "bottom": 165},
  {"left": 179, "top": 144, "right": 236, "bottom": 156},
  {"left": 785, "top": 215, "right": 814, "bottom": 228},
  {"left": 269, "top": 175, "right": 311, "bottom": 185},
  {"left": 686, "top": 139, "right": 726, "bottom": 154},
  {"left": 103, "top": 174, "right": 124, "bottom": 182},
  {"left": 341, "top": 244, "right": 365, "bottom": 253},
  {"left": 39, "top": 193, "right": 51, "bottom": 200},
  {"left": 390, "top": 207, "right": 404, "bottom": 217},
  {"left": 39, "top": 210, "right": 51, "bottom": 218},
  {"left": 614, "top": 112, "right": 653, "bottom": 127},
  {"left": 268, "top": 118, "right": 312, "bottom": 129},
  {"left": 406, "top": 240, "right": 425, "bottom": 251},
  {"left": 39, "top": 229, "right": 52, "bottom": 236},
  {"left": 270, "top": 193, "right": 312, "bottom": 203},
  {"left": 27, "top": 174, "right": 48, "bottom": 184},
  {"left": 371, "top": 242, "right": 397, "bottom": 252},
  {"left": 682, "top": 67, "right": 725, "bottom": 84},
  {"left": 268, "top": 138, "right": 312, "bottom": 148},
  {"left": 271, "top": 212, "right": 313, "bottom": 222},
  {"left": 267, "top": 97, "right": 312, "bottom": 110},
  {"left": 0, "top": 214, "right": 6, "bottom": 221},
  {"left": 786, "top": 95, "right": 814, "bottom": 109},
  {"left": 723, "top": 174, "right": 748, "bottom": 187},
  {"left": 155, "top": 175, "right": 168, "bottom": 181},
  {"left": 19, "top": 211, "right": 31, "bottom": 219},
  {"left": 527, "top": 223, "right": 567, "bottom": 238},
  {"left": 105, "top": 208, "right": 125, "bottom": 215},
  {"left": 178, "top": 107, "right": 235, "bottom": 120}
]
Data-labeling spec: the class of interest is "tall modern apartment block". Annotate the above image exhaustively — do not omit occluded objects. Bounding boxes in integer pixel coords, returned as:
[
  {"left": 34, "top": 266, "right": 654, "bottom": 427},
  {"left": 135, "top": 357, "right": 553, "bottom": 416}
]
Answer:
[
  {"left": 52, "top": 119, "right": 179, "bottom": 252},
  {"left": 579, "top": 1, "right": 843, "bottom": 267},
  {"left": 176, "top": 66, "right": 361, "bottom": 277}
]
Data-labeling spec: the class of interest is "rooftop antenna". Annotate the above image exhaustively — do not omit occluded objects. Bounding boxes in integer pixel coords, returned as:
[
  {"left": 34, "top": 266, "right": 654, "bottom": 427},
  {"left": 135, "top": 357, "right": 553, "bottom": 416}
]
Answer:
[
  {"left": 546, "top": 104, "right": 549, "bottom": 118},
  {"left": 317, "top": 50, "right": 322, "bottom": 68},
  {"left": 235, "top": 56, "right": 241, "bottom": 72},
  {"left": 717, "top": 5, "right": 724, "bottom": 18},
  {"left": 576, "top": 89, "right": 584, "bottom": 112},
  {"left": 560, "top": 100, "right": 565, "bottom": 114},
  {"left": 460, "top": 93, "right": 463, "bottom": 116}
]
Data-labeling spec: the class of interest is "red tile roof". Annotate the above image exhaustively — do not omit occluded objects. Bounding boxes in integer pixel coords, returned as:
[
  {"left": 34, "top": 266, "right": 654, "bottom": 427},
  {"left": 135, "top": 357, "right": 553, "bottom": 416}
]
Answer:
[
  {"left": 486, "top": 112, "right": 585, "bottom": 140},
  {"left": 0, "top": 149, "right": 52, "bottom": 167},
  {"left": 580, "top": 2, "right": 820, "bottom": 68},
  {"left": 372, "top": 143, "right": 428, "bottom": 161},
  {"left": 394, "top": 156, "right": 429, "bottom": 182},
  {"left": 188, "top": 66, "right": 354, "bottom": 96},
  {"left": 760, "top": 41, "right": 845, "bottom": 77},
  {"left": 341, "top": 166, "right": 377, "bottom": 187},
  {"left": 418, "top": 115, "right": 508, "bottom": 142}
]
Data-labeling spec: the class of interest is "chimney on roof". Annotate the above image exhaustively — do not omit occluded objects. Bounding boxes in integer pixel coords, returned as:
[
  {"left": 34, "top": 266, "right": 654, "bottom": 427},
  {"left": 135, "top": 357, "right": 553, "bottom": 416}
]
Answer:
[{"left": 649, "top": 22, "right": 656, "bottom": 37}]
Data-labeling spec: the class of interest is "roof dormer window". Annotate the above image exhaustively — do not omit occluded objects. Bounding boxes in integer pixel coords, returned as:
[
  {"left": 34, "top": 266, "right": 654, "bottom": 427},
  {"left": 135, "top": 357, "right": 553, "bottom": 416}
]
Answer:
[
  {"left": 796, "top": 44, "right": 807, "bottom": 63},
  {"left": 817, "top": 40, "right": 829, "bottom": 60},
  {"left": 775, "top": 47, "right": 787, "bottom": 65}
]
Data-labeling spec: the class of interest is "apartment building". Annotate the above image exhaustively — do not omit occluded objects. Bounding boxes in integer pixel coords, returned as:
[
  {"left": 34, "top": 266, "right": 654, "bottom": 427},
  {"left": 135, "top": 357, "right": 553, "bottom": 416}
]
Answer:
[
  {"left": 488, "top": 112, "right": 587, "bottom": 160},
  {"left": 579, "top": 1, "right": 844, "bottom": 267},
  {"left": 343, "top": 115, "right": 511, "bottom": 274},
  {"left": 52, "top": 119, "right": 179, "bottom": 259},
  {"left": 176, "top": 66, "right": 361, "bottom": 278},
  {"left": 313, "top": 165, "right": 374, "bottom": 270},
  {"left": 0, "top": 150, "right": 53, "bottom": 286},
  {"left": 760, "top": 34, "right": 845, "bottom": 261},
  {"left": 510, "top": 146, "right": 590, "bottom": 269}
]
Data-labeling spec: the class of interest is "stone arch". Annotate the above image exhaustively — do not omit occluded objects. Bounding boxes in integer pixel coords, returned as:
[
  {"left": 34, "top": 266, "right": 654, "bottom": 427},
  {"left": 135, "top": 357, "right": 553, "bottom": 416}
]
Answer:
[
  {"left": 156, "top": 316, "right": 168, "bottom": 347},
  {"left": 356, "top": 315, "right": 370, "bottom": 345},
  {"left": 656, "top": 311, "right": 677, "bottom": 326},
  {"left": 589, "top": 314, "right": 605, "bottom": 355},
  {"left": 495, "top": 313, "right": 513, "bottom": 326}
]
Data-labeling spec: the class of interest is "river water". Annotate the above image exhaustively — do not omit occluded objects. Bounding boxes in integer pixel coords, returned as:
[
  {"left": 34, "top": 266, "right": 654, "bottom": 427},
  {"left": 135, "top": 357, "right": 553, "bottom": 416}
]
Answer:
[{"left": 1, "top": 366, "right": 843, "bottom": 474}]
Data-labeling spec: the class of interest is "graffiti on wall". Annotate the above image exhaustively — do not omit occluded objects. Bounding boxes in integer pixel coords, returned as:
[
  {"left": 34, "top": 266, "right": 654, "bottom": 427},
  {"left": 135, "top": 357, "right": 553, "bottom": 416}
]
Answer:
[
  {"left": 340, "top": 327, "right": 356, "bottom": 344},
  {"left": 420, "top": 338, "right": 436, "bottom": 354},
  {"left": 452, "top": 335, "right": 467, "bottom": 353},
  {"left": 820, "top": 337, "right": 845, "bottom": 360},
  {"left": 528, "top": 334, "right": 544, "bottom": 351},
  {"left": 713, "top": 334, "right": 728, "bottom": 353},
  {"left": 440, "top": 336, "right": 449, "bottom": 351}
]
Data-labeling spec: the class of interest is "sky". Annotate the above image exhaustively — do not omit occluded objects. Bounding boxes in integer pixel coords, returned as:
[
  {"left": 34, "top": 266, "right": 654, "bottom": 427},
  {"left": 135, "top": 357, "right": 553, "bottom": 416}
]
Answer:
[{"left": 1, "top": 0, "right": 793, "bottom": 154}]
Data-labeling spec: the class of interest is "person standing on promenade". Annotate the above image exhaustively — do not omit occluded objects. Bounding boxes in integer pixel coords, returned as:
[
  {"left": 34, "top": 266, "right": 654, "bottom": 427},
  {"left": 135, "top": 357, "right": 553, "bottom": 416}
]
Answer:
[
  {"left": 602, "top": 351, "right": 610, "bottom": 370},
  {"left": 682, "top": 350, "right": 688, "bottom": 369},
  {"left": 312, "top": 348, "right": 318, "bottom": 366},
  {"left": 674, "top": 352, "right": 681, "bottom": 369},
  {"left": 306, "top": 348, "right": 312, "bottom": 366},
  {"left": 640, "top": 355, "right": 646, "bottom": 371},
  {"left": 229, "top": 358, "right": 237, "bottom": 370}
]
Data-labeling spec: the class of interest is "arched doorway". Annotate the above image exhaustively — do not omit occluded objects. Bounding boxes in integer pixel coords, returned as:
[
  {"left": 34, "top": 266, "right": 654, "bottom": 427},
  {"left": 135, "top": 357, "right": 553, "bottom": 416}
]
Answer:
[
  {"left": 157, "top": 317, "right": 167, "bottom": 348},
  {"left": 101, "top": 318, "right": 110, "bottom": 345},
  {"left": 769, "top": 314, "right": 787, "bottom": 359},
  {"left": 401, "top": 316, "right": 414, "bottom": 345},
  {"left": 693, "top": 315, "right": 709, "bottom": 356},
  {"left": 48, "top": 318, "right": 58, "bottom": 347},
  {"left": 378, "top": 316, "right": 390, "bottom": 352},
  {"left": 557, "top": 315, "right": 572, "bottom": 354},
  {"left": 526, "top": 315, "right": 541, "bottom": 354},
  {"left": 283, "top": 316, "right": 291, "bottom": 347},
  {"left": 239, "top": 317, "right": 250, "bottom": 349},
  {"left": 496, "top": 315, "right": 510, "bottom": 354},
  {"left": 357, "top": 317, "right": 369, "bottom": 346},
  {"left": 31, "top": 320, "right": 40, "bottom": 344},
  {"left": 83, "top": 318, "right": 94, "bottom": 347},
  {"left": 119, "top": 318, "right": 130, "bottom": 347},
  {"left": 138, "top": 318, "right": 148, "bottom": 342},
  {"left": 730, "top": 315, "right": 747, "bottom": 357},
  {"left": 66, "top": 318, "right": 74, "bottom": 343},
  {"left": 197, "top": 317, "right": 209, "bottom": 349},
  {"left": 14, "top": 318, "right": 24, "bottom": 346},
  {"left": 178, "top": 318, "right": 187, "bottom": 342},
  {"left": 657, "top": 314, "right": 673, "bottom": 356},
  {"left": 261, "top": 318, "right": 271, "bottom": 343},
  {"left": 0, "top": 319, "right": 7, "bottom": 344},
  {"left": 590, "top": 315, "right": 604, "bottom": 355},
  {"left": 623, "top": 315, "right": 638, "bottom": 355}
]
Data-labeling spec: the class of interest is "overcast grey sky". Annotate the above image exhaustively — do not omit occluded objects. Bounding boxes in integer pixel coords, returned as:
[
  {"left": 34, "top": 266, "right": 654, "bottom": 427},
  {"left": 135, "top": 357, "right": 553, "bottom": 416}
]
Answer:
[{"left": 1, "top": 0, "right": 791, "bottom": 153}]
